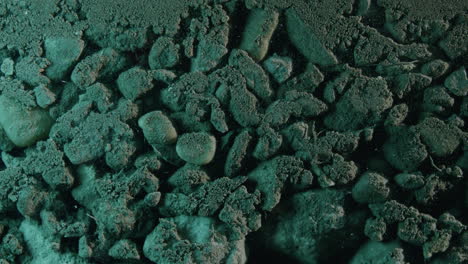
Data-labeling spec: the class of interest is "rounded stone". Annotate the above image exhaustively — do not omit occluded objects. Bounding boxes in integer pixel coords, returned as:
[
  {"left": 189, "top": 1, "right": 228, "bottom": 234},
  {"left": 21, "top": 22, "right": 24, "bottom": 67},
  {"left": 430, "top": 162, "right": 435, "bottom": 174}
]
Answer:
[
  {"left": 148, "top": 37, "right": 180, "bottom": 70},
  {"left": 176, "top": 132, "right": 216, "bottom": 165},
  {"left": 138, "top": 111, "right": 177, "bottom": 145},
  {"left": 0, "top": 95, "right": 54, "bottom": 147}
]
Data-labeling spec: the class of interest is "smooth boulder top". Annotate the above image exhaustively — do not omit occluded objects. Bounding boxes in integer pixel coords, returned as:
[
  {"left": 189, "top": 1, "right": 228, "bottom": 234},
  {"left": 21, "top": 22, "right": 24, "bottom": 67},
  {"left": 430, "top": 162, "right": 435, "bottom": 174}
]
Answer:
[
  {"left": 44, "top": 36, "right": 85, "bottom": 81},
  {"left": 116, "top": 66, "right": 154, "bottom": 101},
  {"left": 176, "top": 132, "right": 217, "bottom": 165},
  {"left": 0, "top": 95, "right": 54, "bottom": 148},
  {"left": 138, "top": 110, "right": 178, "bottom": 145}
]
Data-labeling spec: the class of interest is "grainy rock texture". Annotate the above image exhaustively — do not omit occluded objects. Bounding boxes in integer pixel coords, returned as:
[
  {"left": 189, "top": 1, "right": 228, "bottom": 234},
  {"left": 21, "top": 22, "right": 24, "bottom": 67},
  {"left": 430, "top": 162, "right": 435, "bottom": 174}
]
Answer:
[{"left": 0, "top": 0, "right": 466, "bottom": 263}]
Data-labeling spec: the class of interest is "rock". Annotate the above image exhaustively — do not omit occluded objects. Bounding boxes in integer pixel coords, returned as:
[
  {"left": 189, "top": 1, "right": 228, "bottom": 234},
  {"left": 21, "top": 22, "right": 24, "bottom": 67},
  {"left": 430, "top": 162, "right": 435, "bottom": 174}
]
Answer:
[
  {"left": 44, "top": 36, "right": 85, "bottom": 81},
  {"left": 0, "top": 95, "right": 54, "bottom": 147},
  {"left": 176, "top": 132, "right": 216, "bottom": 165},
  {"left": 263, "top": 54, "right": 293, "bottom": 83},
  {"left": 138, "top": 111, "right": 178, "bottom": 145},
  {"left": 239, "top": 8, "right": 279, "bottom": 61},
  {"left": 117, "top": 66, "right": 154, "bottom": 101},
  {"left": 444, "top": 67, "right": 468, "bottom": 97},
  {"left": 352, "top": 172, "right": 390, "bottom": 204},
  {"left": 148, "top": 37, "right": 180, "bottom": 70},
  {"left": 285, "top": 8, "right": 338, "bottom": 66},
  {"left": 34, "top": 85, "right": 56, "bottom": 108}
]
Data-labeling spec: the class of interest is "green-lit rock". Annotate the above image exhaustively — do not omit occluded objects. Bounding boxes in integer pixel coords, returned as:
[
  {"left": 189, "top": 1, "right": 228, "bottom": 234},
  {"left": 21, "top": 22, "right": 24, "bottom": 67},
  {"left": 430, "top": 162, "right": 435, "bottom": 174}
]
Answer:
[
  {"left": 176, "top": 132, "right": 216, "bottom": 165},
  {"left": 0, "top": 95, "right": 54, "bottom": 147},
  {"left": 117, "top": 66, "right": 154, "bottom": 101},
  {"left": 285, "top": 8, "right": 338, "bottom": 66},
  {"left": 148, "top": 37, "right": 180, "bottom": 70},
  {"left": 352, "top": 172, "right": 390, "bottom": 204},
  {"left": 445, "top": 67, "right": 467, "bottom": 97},
  {"left": 239, "top": 8, "right": 279, "bottom": 61},
  {"left": 44, "top": 36, "right": 85, "bottom": 81},
  {"left": 138, "top": 111, "right": 178, "bottom": 145}
]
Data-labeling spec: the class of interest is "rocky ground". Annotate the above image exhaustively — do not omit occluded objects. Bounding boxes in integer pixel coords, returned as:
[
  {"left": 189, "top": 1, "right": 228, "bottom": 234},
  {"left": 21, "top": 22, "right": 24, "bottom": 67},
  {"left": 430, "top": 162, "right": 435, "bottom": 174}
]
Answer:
[{"left": 0, "top": 0, "right": 467, "bottom": 263}]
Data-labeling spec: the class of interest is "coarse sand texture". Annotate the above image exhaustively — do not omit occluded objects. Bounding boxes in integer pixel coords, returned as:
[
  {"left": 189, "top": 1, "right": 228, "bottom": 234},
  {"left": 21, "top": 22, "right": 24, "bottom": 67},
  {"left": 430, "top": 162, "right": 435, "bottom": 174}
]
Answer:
[{"left": 0, "top": 0, "right": 467, "bottom": 263}]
